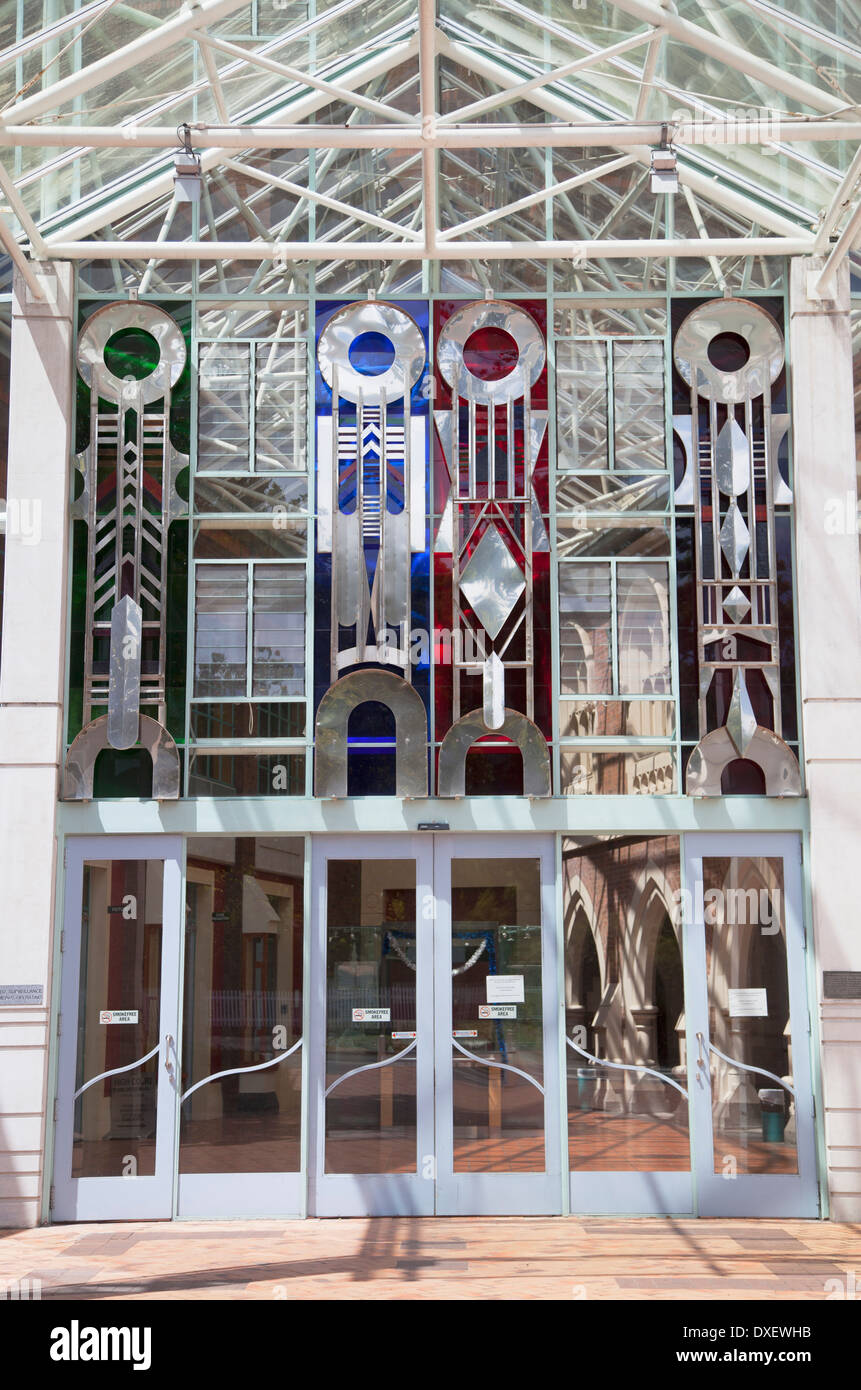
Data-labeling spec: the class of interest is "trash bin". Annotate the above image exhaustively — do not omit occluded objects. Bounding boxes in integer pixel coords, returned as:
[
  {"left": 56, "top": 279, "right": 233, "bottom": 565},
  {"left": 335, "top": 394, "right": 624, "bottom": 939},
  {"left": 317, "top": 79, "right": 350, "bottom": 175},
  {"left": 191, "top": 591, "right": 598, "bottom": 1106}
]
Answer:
[
  {"left": 577, "top": 1067, "right": 597, "bottom": 1110},
  {"left": 758, "top": 1088, "right": 786, "bottom": 1142}
]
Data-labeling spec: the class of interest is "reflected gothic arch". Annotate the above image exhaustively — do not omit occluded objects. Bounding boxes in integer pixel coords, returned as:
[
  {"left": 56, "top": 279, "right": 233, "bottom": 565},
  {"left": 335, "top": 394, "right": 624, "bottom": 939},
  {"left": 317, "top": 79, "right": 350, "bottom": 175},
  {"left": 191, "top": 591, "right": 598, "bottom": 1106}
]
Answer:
[
  {"left": 617, "top": 570, "right": 670, "bottom": 695},
  {"left": 314, "top": 669, "right": 428, "bottom": 798},
  {"left": 437, "top": 709, "right": 551, "bottom": 797},
  {"left": 63, "top": 714, "right": 181, "bottom": 800}
]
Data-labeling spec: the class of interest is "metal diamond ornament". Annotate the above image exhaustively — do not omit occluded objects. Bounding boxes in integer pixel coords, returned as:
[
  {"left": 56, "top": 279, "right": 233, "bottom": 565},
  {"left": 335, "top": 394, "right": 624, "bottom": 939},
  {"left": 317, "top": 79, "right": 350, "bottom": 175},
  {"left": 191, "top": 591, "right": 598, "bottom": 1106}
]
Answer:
[
  {"left": 459, "top": 524, "right": 525, "bottom": 640},
  {"left": 726, "top": 669, "right": 757, "bottom": 757},
  {"left": 719, "top": 501, "right": 750, "bottom": 577},
  {"left": 715, "top": 417, "right": 750, "bottom": 497},
  {"left": 722, "top": 585, "right": 751, "bottom": 624}
]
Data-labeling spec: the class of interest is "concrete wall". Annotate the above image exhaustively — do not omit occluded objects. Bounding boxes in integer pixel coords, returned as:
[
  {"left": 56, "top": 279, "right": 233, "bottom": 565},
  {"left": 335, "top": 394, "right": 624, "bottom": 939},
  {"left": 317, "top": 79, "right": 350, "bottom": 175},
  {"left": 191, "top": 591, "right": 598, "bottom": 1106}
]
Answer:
[
  {"left": 790, "top": 257, "right": 861, "bottom": 1221},
  {"left": 0, "top": 264, "right": 73, "bottom": 1227}
]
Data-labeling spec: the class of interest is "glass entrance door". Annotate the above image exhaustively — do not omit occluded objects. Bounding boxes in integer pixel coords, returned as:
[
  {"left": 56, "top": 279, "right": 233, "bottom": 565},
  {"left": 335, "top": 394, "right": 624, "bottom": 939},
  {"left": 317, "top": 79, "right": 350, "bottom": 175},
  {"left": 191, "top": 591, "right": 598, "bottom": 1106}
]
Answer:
[
  {"left": 685, "top": 833, "right": 818, "bottom": 1218},
  {"left": 53, "top": 837, "right": 182, "bottom": 1221},
  {"left": 309, "top": 835, "right": 560, "bottom": 1216}
]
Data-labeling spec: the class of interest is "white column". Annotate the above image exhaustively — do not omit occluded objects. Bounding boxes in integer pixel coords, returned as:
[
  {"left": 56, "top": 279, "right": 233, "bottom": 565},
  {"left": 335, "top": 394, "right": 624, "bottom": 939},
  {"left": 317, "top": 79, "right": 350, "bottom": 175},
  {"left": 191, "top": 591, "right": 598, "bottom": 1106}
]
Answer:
[
  {"left": 789, "top": 257, "right": 861, "bottom": 1222},
  {"left": 0, "top": 263, "right": 73, "bottom": 1228}
]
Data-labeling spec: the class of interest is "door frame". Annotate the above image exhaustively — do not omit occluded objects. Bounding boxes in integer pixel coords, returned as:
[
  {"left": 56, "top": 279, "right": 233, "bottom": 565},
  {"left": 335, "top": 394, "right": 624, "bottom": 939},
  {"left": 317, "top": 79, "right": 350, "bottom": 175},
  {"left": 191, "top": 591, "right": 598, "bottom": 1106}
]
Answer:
[
  {"left": 53, "top": 835, "right": 183, "bottom": 1222},
  {"left": 684, "top": 831, "right": 818, "bottom": 1218},
  {"left": 433, "top": 833, "right": 563, "bottom": 1215},
  {"left": 308, "top": 834, "right": 435, "bottom": 1216}
]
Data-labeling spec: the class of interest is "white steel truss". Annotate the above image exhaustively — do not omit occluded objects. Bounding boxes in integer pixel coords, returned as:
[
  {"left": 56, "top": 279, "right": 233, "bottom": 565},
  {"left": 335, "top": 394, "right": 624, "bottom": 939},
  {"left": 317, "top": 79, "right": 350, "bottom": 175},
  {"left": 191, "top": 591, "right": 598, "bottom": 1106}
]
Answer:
[{"left": 0, "top": 0, "right": 857, "bottom": 271}]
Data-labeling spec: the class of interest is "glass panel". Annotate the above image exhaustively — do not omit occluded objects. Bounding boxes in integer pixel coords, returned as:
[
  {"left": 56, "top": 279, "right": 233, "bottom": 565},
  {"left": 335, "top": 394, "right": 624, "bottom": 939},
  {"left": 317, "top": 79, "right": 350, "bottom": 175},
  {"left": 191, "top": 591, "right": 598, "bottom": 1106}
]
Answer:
[
  {"left": 193, "top": 523, "right": 307, "bottom": 560},
  {"left": 703, "top": 856, "right": 798, "bottom": 1177},
  {"left": 557, "top": 519, "right": 671, "bottom": 558},
  {"left": 324, "top": 860, "right": 418, "bottom": 1174},
  {"left": 187, "top": 753, "right": 305, "bottom": 796},
  {"left": 255, "top": 339, "right": 306, "bottom": 473},
  {"left": 559, "top": 562, "right": 612, "bottom": 695},
  {"left": 561, "top": 747, "right": 677, "bottom": 795},
  {"left": 613, "top": 340, "right": 666, "bottom": 472},
  {"left": 563, "top": 836, "right": 689, "bottom": 1172},
  {"left": 450, "top": 858, "right": 545, "bottom": 1174},
  {"left": 193, "top": 565, "right": 247, "bottom": 697},
  {"left": 556, "top": 473, "right": 671, "bottom": 513},
  {"left": 617, "top": 562, "right": 671, "bottom": 695},
  {"left": 560, "top": 698, "right": 675, "bottom": 738},
  {"left": 197, "top": 342, "right": 251, "bottom": 473},
  {"left": 556, "top": 340, "right": 608, "bottom": 471},
  {"left": 73, "top": 860, "right": 164, "bottom": 1178},
  {"left": 193, "top": 476, "right": 308, "bottom": 515},
  {"left": 179, "top": 838, "right": 304, "bottom": 1174},
  {"left": 252, "top": 565, "right": 305, "bottom": 697}
]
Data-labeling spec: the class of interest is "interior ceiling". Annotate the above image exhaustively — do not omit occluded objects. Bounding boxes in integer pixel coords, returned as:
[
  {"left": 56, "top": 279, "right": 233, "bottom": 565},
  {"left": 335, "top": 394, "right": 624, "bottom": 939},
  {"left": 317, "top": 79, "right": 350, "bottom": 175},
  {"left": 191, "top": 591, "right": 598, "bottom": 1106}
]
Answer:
[{"left": 0, "top": 0, "right": 859, "bottom": 281}]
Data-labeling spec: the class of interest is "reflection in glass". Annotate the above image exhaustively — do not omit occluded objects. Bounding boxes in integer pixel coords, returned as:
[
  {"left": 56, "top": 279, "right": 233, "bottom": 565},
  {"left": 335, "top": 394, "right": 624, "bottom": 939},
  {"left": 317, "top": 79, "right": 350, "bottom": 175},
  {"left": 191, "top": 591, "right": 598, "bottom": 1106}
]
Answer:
[
  {"left": 451, "top": 859, "right": 545, "bottom": 1173},
  {"left": 73, "top": 861, "right": 163, "bottom": 1178},
  {"left": 179, "top": 837, "right": 304, "bottom": 1174},
  {"left": 563, "top": 836, "right": 689, "bottom": 1172},
  {"left": 703, "top": 856, "right": 798, "bottom": 1176},
  {"left": 324, "top": 860, "right": 418, "bottom": 1174}
]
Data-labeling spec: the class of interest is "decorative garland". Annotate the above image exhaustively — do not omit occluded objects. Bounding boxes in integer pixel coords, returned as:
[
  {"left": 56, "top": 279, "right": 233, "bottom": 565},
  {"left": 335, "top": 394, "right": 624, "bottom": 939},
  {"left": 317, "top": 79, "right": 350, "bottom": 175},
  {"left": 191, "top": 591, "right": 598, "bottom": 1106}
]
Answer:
[{"left": 385, "top": 931, "right": 487, "bottom": 977}]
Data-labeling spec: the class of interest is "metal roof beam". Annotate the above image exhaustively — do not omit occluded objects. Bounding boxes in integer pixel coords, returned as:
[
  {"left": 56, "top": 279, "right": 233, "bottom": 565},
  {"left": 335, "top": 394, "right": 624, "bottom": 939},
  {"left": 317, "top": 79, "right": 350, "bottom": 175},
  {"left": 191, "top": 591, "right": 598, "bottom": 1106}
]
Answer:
[{"left": 44, "top": 235, "right": 812, "bottom": 259}]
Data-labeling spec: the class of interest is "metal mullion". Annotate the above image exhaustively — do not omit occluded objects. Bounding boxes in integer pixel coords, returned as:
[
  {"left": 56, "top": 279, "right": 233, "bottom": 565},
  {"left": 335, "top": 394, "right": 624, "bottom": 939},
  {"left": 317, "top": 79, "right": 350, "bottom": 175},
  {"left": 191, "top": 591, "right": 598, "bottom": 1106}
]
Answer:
[
  {"left": 248, "top": 337, "right": 257, "bottom": 473},
  {"left": 245, "top": 559, "right": 255, "bottom": 700},
  {"left": 610, "top": 558, "right": 619, "bottom": 697},
  {"left": 607, "top": 337, "right": 615, "bottom": 472}
]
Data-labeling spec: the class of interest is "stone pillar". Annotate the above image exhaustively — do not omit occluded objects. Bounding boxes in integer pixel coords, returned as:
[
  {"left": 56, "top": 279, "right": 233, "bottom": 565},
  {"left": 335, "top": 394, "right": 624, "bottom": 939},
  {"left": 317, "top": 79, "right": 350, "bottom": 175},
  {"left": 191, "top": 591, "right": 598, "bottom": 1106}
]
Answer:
[
  {"left": 789, "top": 257, "right": 861, "bottom": 1222},
  {"left": 0, "top": 263, "right": 74, "bottom": 1228}
]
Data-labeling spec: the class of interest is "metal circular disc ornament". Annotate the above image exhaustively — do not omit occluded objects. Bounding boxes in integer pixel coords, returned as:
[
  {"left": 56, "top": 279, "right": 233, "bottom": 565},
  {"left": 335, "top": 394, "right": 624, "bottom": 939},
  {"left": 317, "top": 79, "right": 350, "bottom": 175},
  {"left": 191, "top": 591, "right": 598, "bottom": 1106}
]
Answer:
[
  {"left": 673, "top": 298, "right": 783, "bottom": 403},
  {"left": 317, "top": 301, "right": 425, "bottom": 405},
  {"left": 436, "top": 300, "right": 545, "bottom": 405},
  {"left": 77, "top": 302, "right": 187, "bottom": 405}
]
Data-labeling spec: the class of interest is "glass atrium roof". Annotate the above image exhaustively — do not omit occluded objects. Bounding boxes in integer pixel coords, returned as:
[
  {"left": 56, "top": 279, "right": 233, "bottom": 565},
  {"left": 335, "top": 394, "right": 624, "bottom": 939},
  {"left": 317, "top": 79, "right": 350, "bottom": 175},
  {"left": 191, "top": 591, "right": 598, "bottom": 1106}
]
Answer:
[{"left": 0, "top": 0, "right": 859, "bottom": 295}]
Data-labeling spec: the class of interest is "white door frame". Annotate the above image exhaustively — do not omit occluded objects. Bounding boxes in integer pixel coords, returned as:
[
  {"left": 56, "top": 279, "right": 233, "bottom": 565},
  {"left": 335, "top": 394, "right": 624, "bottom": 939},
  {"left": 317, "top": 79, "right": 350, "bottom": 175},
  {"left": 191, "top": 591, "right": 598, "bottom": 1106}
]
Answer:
[
  {"left": 433, "top": 833, "right": 563, "bottom": 1216},
  {"left": 53, "top": 835, "right": 182, "bottom": 1222},
  {"left": 308, "top": 834, "right": 435, "bottom": 1216},
  {"left": 685, "top": 831, "right": 818, "bottom": 1218}
]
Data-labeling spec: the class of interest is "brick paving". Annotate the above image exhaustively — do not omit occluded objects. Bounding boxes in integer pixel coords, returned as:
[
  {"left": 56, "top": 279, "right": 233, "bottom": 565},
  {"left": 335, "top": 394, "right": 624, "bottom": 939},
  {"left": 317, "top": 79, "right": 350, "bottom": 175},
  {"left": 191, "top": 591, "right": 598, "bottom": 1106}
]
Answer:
[{"left": 1, "top": 1217, "right": 860, "bottom": 1300}]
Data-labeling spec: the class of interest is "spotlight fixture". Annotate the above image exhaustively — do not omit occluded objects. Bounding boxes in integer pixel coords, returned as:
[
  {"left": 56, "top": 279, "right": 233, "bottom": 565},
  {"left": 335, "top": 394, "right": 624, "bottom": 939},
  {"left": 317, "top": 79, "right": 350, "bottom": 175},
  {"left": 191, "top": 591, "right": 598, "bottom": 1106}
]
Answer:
[
  {"left": 650, "top": 123, "right": 678, "bottom": 194},
  {"left": 174, "top": 123, "right": 202, "bottom": 203}
]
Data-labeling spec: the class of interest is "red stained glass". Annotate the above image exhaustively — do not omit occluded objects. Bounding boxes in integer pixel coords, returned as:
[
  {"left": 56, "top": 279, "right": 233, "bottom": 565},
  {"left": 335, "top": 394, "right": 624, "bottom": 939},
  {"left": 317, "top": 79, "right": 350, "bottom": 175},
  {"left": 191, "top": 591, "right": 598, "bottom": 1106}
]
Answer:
[{"left": 462, "top": 326, "right": 519, "bottom": 381}]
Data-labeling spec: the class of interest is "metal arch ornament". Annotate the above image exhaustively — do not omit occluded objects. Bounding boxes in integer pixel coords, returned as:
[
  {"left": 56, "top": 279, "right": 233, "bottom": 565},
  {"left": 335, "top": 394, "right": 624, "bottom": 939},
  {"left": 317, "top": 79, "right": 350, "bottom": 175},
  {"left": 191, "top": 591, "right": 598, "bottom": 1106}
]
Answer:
[
  {"left": 437, "top": 709, "right": 551, "bottom": 798},
  {"left": 63, "top": 714, "right": 181, "bottom": 801},
  {"left": 672, "top": 298, "right": 783, "bottom": 404},
  {"left": 686, "top": 726, "right": 801, "bottom": 798},
  {"left": 316, "top": 302, "right": 427, "bottom": 681},
  {"left": 314, "top": 669, "right": 428, "bottom": 798},
  {"left": 436, "top": 300, "right": 546, "bottom": 406}
]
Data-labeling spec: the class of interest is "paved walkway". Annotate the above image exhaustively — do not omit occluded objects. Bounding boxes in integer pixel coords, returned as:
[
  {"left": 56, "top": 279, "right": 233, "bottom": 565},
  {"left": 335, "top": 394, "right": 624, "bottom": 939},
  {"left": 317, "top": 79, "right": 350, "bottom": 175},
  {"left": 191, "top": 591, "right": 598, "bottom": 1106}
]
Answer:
[{"left": 2, "top": 1217, "right": 860, "bottom": 1300}]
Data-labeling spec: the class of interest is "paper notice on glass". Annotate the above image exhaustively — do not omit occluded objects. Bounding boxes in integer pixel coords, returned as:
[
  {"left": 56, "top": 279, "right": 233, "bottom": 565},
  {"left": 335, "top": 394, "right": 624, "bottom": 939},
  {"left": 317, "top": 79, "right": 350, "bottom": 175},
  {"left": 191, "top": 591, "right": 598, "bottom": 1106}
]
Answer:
[
  {"left": 728, "top": 988, "right": 768, "bottom": 1018},
  {"left": 486, "top": 975, "right": 524, "bottom": 1004},
  {"left": 352, "top": 1008, "right": 390, "bottom": 1022}
]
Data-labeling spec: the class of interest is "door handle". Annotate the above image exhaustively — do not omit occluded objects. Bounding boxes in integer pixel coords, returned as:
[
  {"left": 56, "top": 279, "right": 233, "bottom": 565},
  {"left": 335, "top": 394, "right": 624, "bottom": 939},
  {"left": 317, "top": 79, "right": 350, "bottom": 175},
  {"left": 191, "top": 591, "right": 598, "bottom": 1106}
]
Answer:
[
  {"left": 695, "top": 1031, "right": 709, "bottom": 1088},
  {"left": 164, "top": 1034, "right": 174, "bottom": 1076}
]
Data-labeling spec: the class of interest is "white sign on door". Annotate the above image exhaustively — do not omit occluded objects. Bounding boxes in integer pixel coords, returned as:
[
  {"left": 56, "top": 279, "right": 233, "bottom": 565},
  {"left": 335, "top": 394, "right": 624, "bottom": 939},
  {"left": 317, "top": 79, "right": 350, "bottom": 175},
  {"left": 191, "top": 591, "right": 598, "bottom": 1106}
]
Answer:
[
  {"left": 479, "top": 1004, "right": 517, "bottom": 1020},
  {"left": 486, "top": 975, "right": 524, "bottom": 1004},
  {"left": 99, "top": 1010, "right": 139, "bottom": 1025},
  {"left": 352, "top": 1007, "right": 391, "bottom": 1022},
  {"left": 728, "top": 988, "right": 768, "bottom": 1018}
]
